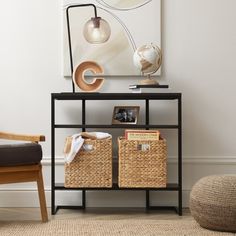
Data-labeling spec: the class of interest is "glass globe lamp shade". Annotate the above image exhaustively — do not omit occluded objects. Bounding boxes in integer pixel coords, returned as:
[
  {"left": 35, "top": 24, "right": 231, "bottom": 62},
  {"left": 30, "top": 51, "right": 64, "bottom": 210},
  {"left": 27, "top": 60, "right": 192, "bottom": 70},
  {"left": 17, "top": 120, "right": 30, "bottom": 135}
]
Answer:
[{"left": 83, "top": 17, "right": 111, "bottom": 44}]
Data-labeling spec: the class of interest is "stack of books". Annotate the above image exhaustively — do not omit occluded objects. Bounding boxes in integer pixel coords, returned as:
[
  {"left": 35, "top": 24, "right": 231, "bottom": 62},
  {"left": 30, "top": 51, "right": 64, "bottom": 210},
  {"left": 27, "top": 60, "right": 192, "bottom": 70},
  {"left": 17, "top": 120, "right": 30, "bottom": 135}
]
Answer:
[
  {"left": 125, "top": 129, "right": 161, "bottom": 151},
  {"left": 129, "top": 84, "right": 169, "bottom": 93},
  {"left": 125, "top": 129, "right": 160, "bottom": 141}
]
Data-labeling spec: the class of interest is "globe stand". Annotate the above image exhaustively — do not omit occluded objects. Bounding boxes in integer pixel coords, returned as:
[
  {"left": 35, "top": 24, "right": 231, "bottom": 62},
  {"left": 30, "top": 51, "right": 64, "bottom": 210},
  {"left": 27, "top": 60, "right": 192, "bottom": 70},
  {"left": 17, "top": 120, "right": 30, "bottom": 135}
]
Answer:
[{"left": 140, "top": 74, "right": 159, "bottom": 85}]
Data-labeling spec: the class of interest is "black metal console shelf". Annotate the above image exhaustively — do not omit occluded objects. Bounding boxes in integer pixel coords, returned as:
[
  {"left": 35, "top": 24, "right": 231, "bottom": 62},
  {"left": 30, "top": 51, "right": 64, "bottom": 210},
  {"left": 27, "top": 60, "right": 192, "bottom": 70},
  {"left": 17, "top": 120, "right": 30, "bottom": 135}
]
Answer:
[{"left": 51, "top": 92, "right": 182, "bottom": 215}]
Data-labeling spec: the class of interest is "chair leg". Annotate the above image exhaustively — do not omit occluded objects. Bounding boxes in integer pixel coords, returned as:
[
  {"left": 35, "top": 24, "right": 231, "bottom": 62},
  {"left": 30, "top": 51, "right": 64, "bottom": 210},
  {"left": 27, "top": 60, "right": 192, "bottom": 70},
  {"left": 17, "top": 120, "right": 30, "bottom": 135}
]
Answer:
[{"left": 37, "top": 164, "right": 48, "bottom": 222}]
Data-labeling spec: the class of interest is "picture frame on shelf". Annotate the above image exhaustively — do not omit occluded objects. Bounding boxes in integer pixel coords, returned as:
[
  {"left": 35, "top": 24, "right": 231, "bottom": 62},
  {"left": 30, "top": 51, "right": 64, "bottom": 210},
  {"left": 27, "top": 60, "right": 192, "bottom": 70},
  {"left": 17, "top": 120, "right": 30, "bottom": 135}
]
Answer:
[{"left": 112, "top": 106, "right": 139, "bottom": 125}]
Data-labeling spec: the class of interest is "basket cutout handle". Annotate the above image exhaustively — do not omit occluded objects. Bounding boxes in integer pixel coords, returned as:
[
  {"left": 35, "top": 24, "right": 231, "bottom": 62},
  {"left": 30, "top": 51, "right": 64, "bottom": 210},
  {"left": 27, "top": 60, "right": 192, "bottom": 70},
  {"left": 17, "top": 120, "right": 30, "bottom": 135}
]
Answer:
[
  {"left": 137, "top": 144, "right": 150, "bottom": 151},
  {"left": 82, "top": 143, "right": 95, "bottom": 152}
]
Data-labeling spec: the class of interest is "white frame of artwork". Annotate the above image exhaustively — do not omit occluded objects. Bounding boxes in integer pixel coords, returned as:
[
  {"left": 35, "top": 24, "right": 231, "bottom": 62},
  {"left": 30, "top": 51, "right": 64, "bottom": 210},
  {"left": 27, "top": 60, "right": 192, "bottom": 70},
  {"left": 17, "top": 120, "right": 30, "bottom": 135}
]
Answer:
[{"left": 63, "top": 0, "right": 161, "bottom": 77}]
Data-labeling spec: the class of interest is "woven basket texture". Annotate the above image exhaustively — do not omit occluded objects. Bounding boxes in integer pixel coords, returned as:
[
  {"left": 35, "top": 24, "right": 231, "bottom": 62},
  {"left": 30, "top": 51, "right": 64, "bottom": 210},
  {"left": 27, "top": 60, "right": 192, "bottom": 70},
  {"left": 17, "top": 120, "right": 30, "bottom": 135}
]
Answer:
[
  {"left": 118, "top": 137, "right": 167, "bottom": 188},
  {"left": 190, "top": 175, "right": 236, "bottom": 233},
  {"left": 65, "top": 137, "right": 112, "bottom": 188}
]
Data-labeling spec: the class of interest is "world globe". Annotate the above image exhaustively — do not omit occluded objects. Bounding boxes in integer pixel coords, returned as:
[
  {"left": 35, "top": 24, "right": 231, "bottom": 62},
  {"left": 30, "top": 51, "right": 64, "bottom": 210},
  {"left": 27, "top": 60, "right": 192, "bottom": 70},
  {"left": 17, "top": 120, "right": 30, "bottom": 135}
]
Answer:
[{"left": 133, "top": 43, "right": 162, "bottom": 84}]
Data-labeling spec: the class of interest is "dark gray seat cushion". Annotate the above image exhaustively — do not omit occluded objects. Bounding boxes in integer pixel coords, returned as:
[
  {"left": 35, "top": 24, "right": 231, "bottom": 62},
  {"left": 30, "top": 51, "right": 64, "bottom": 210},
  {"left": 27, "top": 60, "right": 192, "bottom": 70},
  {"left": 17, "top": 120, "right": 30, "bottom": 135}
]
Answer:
[{"left": 0, "top": 143, "right": 42, "bottom": 166}]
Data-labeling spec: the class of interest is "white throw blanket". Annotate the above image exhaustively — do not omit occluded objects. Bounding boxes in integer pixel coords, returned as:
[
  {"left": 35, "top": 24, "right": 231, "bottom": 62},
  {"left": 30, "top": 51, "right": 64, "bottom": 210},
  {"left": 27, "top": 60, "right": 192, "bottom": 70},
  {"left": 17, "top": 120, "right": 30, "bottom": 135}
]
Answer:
[{"left": 64, "top": 132, "right": 111, "bottom": 163}]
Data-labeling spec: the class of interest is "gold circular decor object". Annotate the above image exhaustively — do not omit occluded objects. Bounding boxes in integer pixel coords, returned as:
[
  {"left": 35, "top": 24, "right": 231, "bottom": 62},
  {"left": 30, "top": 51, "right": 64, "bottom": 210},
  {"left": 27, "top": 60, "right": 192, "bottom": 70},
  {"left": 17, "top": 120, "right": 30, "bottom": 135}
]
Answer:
[{"left": 73, "top": 61, "right": 104, "bottom": 92}]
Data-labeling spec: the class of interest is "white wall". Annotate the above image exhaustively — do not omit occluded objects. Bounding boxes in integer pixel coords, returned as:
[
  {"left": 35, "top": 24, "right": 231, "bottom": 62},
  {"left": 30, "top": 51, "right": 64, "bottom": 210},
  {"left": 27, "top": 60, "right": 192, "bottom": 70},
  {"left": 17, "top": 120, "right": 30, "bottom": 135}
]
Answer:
[{"left": 0, "top": 0, "right": 236, "bottom": 208}]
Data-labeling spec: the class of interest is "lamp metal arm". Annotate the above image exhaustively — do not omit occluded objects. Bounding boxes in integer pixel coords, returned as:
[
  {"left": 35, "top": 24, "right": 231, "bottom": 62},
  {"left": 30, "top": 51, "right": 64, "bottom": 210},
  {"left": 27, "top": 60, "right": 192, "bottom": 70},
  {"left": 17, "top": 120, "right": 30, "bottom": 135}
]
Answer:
[{"left": 66, "top": 4, "right": 98, "bottom": 93}]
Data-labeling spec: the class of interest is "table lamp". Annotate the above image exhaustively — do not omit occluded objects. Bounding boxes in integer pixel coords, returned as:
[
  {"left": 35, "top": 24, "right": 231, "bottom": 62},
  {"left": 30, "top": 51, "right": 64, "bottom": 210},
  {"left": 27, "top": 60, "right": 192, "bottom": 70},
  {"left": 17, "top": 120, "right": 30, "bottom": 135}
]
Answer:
[{"left": 66, "top": 4, "right": 111, "bottom": 92}]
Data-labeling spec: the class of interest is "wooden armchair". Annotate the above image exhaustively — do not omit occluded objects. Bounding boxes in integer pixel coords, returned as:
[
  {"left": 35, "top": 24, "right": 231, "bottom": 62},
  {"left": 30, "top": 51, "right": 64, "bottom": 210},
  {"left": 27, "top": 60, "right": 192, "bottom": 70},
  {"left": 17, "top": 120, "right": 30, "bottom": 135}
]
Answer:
[{"left": 0, "top": 132, "right": 48, "bottom": 222}]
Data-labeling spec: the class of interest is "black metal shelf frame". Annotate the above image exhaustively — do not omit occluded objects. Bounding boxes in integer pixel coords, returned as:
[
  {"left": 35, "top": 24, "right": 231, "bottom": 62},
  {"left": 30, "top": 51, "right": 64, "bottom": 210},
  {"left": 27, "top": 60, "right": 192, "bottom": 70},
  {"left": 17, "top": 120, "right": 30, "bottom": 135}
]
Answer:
[
  {"left": 51, "top": 92, "right": 182, "bottom": 215},
  {"left": 54, "top": 124, "right": 179, "bottom": 129}
]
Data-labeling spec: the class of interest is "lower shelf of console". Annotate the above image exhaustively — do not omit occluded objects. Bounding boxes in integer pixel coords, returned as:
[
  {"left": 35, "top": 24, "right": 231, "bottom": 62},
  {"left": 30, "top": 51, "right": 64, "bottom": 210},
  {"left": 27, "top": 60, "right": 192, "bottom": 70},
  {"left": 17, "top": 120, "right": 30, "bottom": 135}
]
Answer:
[
  {"left": 52, "top": 182, "right": 182, "bottom": 215},
  {"left": 54, "top": 183, "right": 180, "bottom": 191}
]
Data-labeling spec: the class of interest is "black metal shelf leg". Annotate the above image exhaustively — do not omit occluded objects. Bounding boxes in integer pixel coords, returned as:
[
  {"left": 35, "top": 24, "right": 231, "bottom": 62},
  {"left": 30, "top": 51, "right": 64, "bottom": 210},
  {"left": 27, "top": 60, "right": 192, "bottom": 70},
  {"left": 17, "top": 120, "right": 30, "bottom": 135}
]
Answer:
[
  {"left": 82, "top": 190, "right": 86, "bottom": 209},
  {"left": 51, "top": 96, "right": 56, "bottom": 215},
  {"left": 178, "top": 96, "right": 182, "bottom": 216},
  {"left": 146, "top": 190, "right": 150, "bottom": 210}
]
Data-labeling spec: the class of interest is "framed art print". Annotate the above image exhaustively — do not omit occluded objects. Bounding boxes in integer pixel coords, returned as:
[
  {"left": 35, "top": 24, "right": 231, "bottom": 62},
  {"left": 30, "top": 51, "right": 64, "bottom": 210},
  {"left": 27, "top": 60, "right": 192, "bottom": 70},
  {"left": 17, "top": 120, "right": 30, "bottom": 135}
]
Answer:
[{"left": 63, "top": 0, "right": 161, "bottom": 76}]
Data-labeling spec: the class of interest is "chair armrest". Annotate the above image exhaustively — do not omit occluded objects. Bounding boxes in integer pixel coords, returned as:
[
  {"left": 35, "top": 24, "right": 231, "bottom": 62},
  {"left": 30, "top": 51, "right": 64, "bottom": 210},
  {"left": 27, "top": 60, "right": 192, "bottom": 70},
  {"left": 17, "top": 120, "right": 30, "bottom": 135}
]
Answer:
[{"left": 0, "top": 132, "right": 45, "bottom": 142}]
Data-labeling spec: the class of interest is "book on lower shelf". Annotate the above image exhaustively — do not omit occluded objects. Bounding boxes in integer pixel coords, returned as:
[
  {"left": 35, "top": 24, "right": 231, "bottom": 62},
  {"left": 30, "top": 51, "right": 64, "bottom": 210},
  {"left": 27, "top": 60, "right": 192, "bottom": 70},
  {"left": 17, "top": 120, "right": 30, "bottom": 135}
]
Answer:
[
  {"left": 125, "top": 129, "right": 160, "bottom": 140},
  {"left": 129, "top": 84, "right": 169, "bottom": 93}
]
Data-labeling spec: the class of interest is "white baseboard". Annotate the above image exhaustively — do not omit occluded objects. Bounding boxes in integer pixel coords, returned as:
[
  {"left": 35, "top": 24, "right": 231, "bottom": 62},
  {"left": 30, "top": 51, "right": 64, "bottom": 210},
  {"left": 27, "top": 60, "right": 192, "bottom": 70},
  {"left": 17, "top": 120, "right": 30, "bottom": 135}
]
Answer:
[
  {"left": 0, "top": 156, "right": 235, "bottom": 208},
  {"left": 41, "top": 155, "right": 236, "bottom": 165}
]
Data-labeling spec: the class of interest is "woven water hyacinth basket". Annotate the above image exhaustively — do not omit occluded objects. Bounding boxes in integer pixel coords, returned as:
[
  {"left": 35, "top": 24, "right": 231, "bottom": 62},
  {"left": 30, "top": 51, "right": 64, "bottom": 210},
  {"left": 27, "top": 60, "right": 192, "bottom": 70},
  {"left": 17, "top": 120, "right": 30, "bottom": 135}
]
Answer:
[
  {"left": 118, "top": 137, "right": 167, "bottom": 188},
  {"left": 65, "top": 137, "right": 112, "bottom": 188},
  {"left": 190, "top": 175, "right": 236, "bottom": 233}
]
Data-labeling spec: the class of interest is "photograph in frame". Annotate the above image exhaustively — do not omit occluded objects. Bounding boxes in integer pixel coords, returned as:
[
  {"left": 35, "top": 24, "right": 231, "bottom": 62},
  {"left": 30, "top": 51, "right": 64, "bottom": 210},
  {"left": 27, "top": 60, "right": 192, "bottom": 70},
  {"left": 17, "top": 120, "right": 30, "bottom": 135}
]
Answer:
[{"left": 112, "top": 106, "right": 140, "bottom": 124}]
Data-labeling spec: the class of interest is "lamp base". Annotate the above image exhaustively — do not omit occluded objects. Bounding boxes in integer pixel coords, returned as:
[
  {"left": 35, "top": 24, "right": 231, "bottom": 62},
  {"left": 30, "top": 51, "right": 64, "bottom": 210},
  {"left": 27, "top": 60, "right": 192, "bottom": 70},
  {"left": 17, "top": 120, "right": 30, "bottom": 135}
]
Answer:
[{"left": 140, "top": 78, "right": 159, "bottom": 85}]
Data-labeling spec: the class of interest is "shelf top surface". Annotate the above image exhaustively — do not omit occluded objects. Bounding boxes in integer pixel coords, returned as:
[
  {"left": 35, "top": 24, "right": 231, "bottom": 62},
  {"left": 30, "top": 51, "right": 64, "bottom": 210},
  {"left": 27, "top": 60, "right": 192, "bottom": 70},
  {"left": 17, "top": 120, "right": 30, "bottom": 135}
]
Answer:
[{"left": 52, "top": 92, "right": 181, "bottom": 100}]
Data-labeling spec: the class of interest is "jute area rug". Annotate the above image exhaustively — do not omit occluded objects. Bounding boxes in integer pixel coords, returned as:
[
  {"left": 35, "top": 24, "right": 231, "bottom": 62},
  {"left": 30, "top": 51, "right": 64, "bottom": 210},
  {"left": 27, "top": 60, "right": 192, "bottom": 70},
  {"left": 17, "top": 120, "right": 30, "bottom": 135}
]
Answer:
[{"left": 0, "top": 219, "right": 235, "bottom": 236}]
